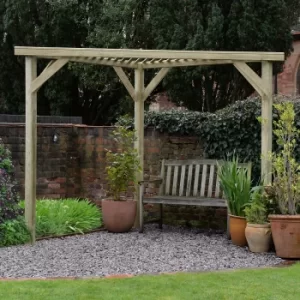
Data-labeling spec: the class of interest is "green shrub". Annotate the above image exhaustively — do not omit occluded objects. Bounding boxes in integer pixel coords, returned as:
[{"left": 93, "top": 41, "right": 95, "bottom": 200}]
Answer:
[
  {"left": 106, "top": 125, "right": 141, "bottom": 200},
  {"left": 270, "top": 102, "right": 300, "bottom": 215},
  {"left": 19, "top": 198, "right": 102, "bottom": 237},
  {"left": 0, "top": 217, "right": 30, "bottom": 247},
  {"left": 0, "top": 139, "right": 23, "bottom": 224},
  {"left": 244, "top": 186, "right": 269, "bottom": 224}
]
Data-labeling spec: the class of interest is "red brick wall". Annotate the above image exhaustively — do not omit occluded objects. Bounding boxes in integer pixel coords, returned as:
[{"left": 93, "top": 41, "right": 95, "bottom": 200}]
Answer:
[
  {"left": 277, "top": 38, "right": 300, "bottom": 95},
  {"left": 0, "top": 123, "right": 226, "bottom": 230}
]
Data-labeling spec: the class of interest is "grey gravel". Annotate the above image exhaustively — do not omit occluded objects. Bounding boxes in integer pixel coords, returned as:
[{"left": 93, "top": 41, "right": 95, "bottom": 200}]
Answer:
[{"left": 0, "top": 225, "right": 282, "bottom": 278}]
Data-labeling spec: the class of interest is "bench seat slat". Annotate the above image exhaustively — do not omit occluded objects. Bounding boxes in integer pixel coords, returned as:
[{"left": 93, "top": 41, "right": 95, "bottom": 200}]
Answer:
[
  {"left": 200, "top": 164, "right": 207, "bottom": 197},
  {"left": 179, "top": 165, "right": 186, "bottom": 196},
  {"left": 207, "top": 165, "right": 215, "bottom": 197},
  {"left": 172, "top": 166, "right": 179, "bottom": 196},
  {"left": 186, "top": 164, "right": 193, "bottom": 196},
  {"left": 165, "top": 165, "right": 172, "bottom": 195},
  {"left": 193, "top": 164, "right": 200, "bottom": 196},
  {"left": 143, "top": 196, "right": 227, "bottom": 207}
]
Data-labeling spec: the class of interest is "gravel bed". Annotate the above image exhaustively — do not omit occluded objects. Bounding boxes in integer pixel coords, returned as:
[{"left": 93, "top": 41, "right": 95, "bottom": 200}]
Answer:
[{"left": 0, "top": 224, "right": 282, "bottom": 278}]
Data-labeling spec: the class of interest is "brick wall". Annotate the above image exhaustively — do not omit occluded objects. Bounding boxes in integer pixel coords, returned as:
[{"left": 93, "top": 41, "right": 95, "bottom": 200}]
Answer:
[
  {"left": 0, "top": 124, "right": 227, "bottom": 230},
  {"left": 277, "top": 38, "right": 300, "bottom": 95}
]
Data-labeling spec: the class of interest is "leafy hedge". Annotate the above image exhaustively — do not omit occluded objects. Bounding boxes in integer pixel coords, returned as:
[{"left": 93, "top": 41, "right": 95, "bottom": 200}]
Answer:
[
  {"left": 0, "top": 139, "right": 23, "bottom": 225},
  {"left": 118, "top": 96, "right": 300, "bottom": 183}
]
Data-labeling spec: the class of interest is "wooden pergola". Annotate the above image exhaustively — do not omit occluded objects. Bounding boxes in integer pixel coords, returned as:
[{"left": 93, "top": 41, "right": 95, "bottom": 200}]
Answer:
[{"left": 14, "top": 46, "right": 284, "bottom": 243}]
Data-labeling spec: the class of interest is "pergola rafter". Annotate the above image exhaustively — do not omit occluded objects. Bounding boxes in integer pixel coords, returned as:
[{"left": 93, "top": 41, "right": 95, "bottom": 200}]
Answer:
[{"left": 14, "top": 46, "right": 284, "bottom": 243}]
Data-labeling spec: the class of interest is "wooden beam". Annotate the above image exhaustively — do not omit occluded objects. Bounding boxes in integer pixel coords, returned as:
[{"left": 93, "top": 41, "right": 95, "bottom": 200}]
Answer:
[
  {"left": 142, "top": 59, "right": 234, "bottom": 69},
  {"left": 113, "top": 67, "right": 135, "bottom": 100},
  {"left": 25, "top": 57, "right": 37, "bottom": 244},
  {"left": 15, "top": 46, "right": 285, "bottom": 62},
  {"left": 234, "top": 62, "right": 267, "bottom": 97},
  {"left": 134, "top": 66, "right": 145, "bottom": 229},
  {"left": 30, "top": 59, "right": 69, "bottom": 93},
  {"left": 72, "top": 57, "right": 138, "bottom": 69},
  {"left": 261, "top": 61, "right": 273, "bottom": 185},
  {"left": 143, "top": 68, "right": 170, "bottom": 101}
]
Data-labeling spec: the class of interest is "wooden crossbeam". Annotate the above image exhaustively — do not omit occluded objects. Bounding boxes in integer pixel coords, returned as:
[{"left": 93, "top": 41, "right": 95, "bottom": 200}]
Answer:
[
  {"left": 15, "top": 47, "right": 285, "bottom": 62},
  {"left": 143, "top": 59, "right": 233, "bottom": 69},
  {"left": 113, "top": 67, "right": 135, "bottom": 100},
  {"left": 72, "top": 57, "right": 135, "bottom": 68},
  {"left": 143, "top": 68, "right": 170, "bottom": 101},
  {"left": 30, "top": 59, "right": 69, "bottom": 93},
  {"left": 234, "top": 62, "right": 267, "bottom": 97}
]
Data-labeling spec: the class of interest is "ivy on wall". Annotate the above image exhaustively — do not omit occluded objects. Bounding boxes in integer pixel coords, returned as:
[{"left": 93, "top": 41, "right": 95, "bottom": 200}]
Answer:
[{"left": 118, "top": 96, "right": 300, "bottom": 183}]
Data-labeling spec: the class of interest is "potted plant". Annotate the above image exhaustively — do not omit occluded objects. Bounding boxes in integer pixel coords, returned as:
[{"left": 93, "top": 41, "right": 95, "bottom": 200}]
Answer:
[
  {"left": 244, "top": 186, "right": 272, "bottom": 253},
  {"left": 217, "top": 157, "right": 252, "bottom": 247},
  {"left": 266, "top": 102, "right": 300, "bottom": 258},
  {"left": 102, "top": 125, "right": 141, "bottom": 233}
]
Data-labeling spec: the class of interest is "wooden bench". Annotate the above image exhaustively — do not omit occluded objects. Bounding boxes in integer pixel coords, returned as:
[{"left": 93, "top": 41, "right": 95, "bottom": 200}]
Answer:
[{"left": 139, "top": 159, "right": 251, "bottom": 233}]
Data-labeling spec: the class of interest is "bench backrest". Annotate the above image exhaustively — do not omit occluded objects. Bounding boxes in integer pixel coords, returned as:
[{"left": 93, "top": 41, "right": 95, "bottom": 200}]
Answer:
[{"left": 159, "top": 159, "right": 251, "bottom": 199}]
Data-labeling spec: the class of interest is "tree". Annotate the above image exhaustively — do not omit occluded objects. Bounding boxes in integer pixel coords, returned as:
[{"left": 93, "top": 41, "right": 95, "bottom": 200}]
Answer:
[
  {"left": 0, "top": 0, "right": 295, "bottom": 123},
  {"left": 144, "top": 0, "right": 293, "bottom": 112}
]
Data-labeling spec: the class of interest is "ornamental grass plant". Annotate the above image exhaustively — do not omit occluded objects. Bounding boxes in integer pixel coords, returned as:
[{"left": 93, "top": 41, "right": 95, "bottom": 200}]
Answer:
[
  {"left": 0, "top": 198, "right": 102, "bottom": 247},
  {"left": 217, "top": 157, "right": 252, "bottom": 217}
]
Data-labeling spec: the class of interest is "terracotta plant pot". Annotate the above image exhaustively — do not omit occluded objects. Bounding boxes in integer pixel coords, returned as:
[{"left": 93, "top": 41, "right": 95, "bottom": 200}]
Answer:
[
  {"left": 229, "top": 214, "right": 247, "bottom": 247},
  {"left": 245, "top": 223, "right": 271, "bottom": 253},
  {"left": 102, "top": 199, "right": 137, "bottom": 233},
  {"left": 269, "top": 215, "right": 300, "bottom": 258}
]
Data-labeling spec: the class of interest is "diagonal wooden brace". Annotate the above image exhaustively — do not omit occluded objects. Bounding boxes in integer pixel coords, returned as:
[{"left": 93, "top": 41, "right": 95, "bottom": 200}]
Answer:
[
  {"left": 30, "top": 59, "right": 69, "bottom": 93},
  {"left": 234, "top": 62, "right": 267, "bottom": 97},
  {"left": 113, "top": 66, "right": 135, "bottom": 100},
  {"left": 143, "top": 68, "right": 170, "bottom": 101}
]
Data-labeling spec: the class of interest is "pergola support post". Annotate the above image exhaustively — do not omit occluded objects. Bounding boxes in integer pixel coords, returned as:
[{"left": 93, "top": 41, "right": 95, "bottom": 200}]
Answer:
[
  {"left": 134, "top": 66, "right": 145, "bottom": 228},
  {"left": 25, "top": 57, "right": 37, "bottom": 243},
  {"left": 261, "top": 61, "right": 273, "bottom": 185}
]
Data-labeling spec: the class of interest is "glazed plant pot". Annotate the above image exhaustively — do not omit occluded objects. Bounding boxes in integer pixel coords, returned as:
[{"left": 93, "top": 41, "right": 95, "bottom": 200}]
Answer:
[
  {"left": 269, "top": 215, "right": 300, "bottom": 258},
  {"left": 102, "top": 199, "right": 137, "bottom": 233},
  {"left": 229, "top": 214, "right": 247, "bottom": 247},
  {"left": 245, "top": 223, "right": 271, "bottom": 253}
]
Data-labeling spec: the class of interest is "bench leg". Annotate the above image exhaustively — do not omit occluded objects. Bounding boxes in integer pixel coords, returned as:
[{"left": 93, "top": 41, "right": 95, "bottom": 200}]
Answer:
[
  {"left": 139, "top": 187, "right": 144, "bottom": 233},
  {"left": 159, "top": 204, "right": 163, "bottom": 229},
  {"left": 139, "top": 202, "right": 144, "bottom": 233},
  {"left": 227, "top": 212, "right": 231, "bottom": 239}
]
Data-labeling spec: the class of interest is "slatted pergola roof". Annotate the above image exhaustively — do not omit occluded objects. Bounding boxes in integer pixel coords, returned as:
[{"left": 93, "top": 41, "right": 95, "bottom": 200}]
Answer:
[{"left": 15, "top": 46, "right": 284, "bottom": 243}]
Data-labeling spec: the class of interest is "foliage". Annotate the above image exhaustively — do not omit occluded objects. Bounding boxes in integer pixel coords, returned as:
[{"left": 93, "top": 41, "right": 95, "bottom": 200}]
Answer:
[
  {"left": 119, "top": 96, "right": 300, "bottom": 184},
  {"left": 0, "top": 139, "right": 23, "bottom": 225},
  {"left": 19, "top": 198, "right": 102, "bottom": 237},
  {"left": 106, "top": 125, "right": 141, "bottom": 201},
  {"left": 0, "top": 0, "right": 294, "bottom": 124},
  {"left": 0, "top": 217, "right": 30, "bottom": 247},
  {"left": 217, "top": 156, "right": 252, "bottom": 217},
  {"left": 269, "top": 102, "right": 300, "bottom": 215},
  {"left": 244, "top": 186, "right": 269, "bottom": 224}
]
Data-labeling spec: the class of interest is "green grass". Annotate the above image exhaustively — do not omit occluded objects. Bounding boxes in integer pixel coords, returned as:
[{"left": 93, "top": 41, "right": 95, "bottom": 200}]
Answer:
[{"left": 0, "top": 264, "right": 299, "bottom": 300}]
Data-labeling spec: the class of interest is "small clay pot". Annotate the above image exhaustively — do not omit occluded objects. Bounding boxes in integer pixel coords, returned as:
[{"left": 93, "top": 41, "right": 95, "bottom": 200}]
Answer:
[
  {"left": 245, "top": 223, "right": 271, "bottom": 253},
  {"left": 101, "top": 199, "right": 136, "bottom": 233},
  {"left": 269, "top": 215, "right": 300, "bottom": 258},
  {"left": 229, "top": 214, "right": 247, "bottom": 247}
]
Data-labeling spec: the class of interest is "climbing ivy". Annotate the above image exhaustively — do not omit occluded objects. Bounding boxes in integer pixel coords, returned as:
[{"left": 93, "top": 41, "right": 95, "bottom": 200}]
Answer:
[{"left": 117, "top": 96, "right": 300, "bottom": 183}]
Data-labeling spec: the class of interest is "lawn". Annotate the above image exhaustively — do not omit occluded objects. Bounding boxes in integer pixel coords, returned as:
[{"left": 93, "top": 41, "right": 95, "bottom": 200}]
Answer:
[{"left": 0, "top": 264, "right": 299, "bottom": 300}]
